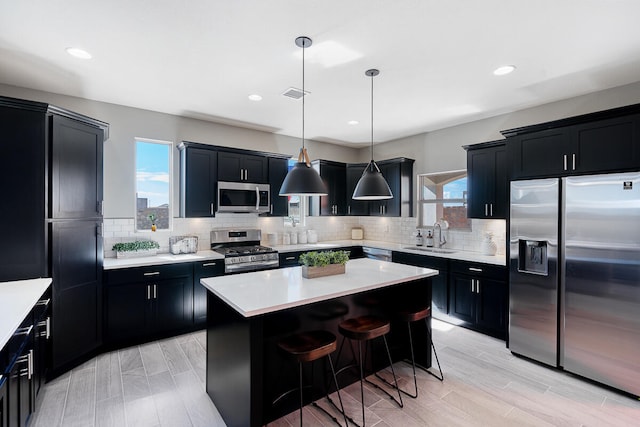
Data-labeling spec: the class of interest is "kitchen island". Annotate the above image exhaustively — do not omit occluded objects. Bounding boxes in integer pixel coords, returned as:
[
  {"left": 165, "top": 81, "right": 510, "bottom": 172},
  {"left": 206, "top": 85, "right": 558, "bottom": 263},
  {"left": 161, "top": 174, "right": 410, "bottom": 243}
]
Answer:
[{"left": 201, "top": 258, "right": 438, "bottom": 427}]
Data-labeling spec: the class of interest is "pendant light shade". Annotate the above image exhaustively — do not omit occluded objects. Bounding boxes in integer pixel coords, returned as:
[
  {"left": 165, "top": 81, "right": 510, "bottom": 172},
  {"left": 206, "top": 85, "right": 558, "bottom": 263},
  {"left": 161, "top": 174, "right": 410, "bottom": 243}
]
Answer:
[
  {"left": 353, "top": 69, "right": 393, "bottom": 200},
  {"left": 279, "top": 36, "right": 328, "bottom": 196}
]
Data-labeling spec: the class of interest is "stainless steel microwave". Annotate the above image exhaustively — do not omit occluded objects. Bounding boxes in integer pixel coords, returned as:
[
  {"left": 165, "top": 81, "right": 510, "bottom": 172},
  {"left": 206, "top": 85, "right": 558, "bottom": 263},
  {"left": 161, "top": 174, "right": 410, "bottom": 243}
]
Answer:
[{"left": 217, "top": 181, "right": 270, "bottom": 213}]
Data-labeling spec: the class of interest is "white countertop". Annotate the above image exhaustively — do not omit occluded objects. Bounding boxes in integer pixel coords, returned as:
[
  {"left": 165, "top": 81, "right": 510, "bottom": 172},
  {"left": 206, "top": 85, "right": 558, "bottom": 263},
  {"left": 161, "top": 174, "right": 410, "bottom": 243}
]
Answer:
[
  {"left": 274, "top": 239, "right": 506, "bottom": 266},
  {"left": 103, "top": 239, "right": 505, "bottom": 270},
  {"left": 200, "top": 257, "right": 438, "bottom": 318},
  {"left": 103, "top": 250, "right": 224, "bottom": 270},
  {"left": 0, "top": 277, "right": 52, "bottom": 351}
]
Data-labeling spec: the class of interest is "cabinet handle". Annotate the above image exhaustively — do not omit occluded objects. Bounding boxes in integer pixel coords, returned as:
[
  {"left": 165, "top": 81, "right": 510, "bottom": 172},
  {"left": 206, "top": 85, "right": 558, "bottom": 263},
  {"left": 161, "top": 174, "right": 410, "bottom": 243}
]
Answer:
[
  {"left": 144, "top": 272, "right": 160, "bottom": 276},
  {"left": 285, "top": 256, "right": 296, "bottom": 260},
  {"left": 270, "top": 204, "right": 273, "bottom": 214},
  {"left": 202, "top": 262, "right": 217, "bottom": 267},
  {"left": 153, "top": 284, "right": 157, "bottom": 299},
  {"left": 471, "top": 280, "right": 475, "bottom": 293},
  {"left": 477, "top": 280, "right": 481, "bottom": 294},
  {"left": 485, "top": 204, "right": 488, "bottom": 216},
  {"left": 563, "top": 154, "right": 568, "bottom": 171},
  {"left": 490, "top": 203, "right": 493, "bottom": 217},
  {"left": 36, "top": 298, "right": 51, "bottom": 307},
  {"left": 572, "top": 153, "right": 576, "bottom": 170},
  {"left": 18, "top": 350, "right": 33, "bottom": 379},
  {"left": 240, "top": 168, "right": 244, "bottom": 180},
  {"left": 348, "top": 205, "right": 351, "bottom": 215},
  {"left": 210, "top": 202, "right": 214, "bottom": 216},
  {"left": 46, "top": 316, "right": 51, "bottom": 339},
  {"left": 14, "top": 325, "right": 33, "bottom": 337},
  {"left": 468, "top": 267, "right": 483, "bottom": 272},
  {"left": 37, "top": 317, "right": 51, "bottom": 339},
  {"left": 147, "top": 285, "right": 151, "bottom": 300}
]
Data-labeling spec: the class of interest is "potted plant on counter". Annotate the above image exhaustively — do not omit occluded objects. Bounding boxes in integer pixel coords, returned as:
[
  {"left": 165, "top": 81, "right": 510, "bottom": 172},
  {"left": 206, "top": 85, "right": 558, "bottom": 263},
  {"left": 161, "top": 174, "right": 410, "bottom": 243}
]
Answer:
[
  {"left": 112, "top": 240, "right": 160, "bottom": 258},
  {"left": 299, "top": 250, "right": 350, "bottom": 279}
]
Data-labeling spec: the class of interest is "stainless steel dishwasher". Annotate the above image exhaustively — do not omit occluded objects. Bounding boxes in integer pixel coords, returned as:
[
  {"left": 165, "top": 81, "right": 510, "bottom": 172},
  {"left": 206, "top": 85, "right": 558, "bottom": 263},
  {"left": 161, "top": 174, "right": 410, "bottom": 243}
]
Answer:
[{"left": 363, "top": 247, "right": 392, "bottom": 262}]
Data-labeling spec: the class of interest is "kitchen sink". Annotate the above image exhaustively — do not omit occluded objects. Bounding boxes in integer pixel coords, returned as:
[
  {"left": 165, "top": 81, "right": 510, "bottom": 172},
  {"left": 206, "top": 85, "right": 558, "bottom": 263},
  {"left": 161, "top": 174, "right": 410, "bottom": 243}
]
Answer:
[{"left": 402, "top": 246, "right": 457, "bottom": 254}]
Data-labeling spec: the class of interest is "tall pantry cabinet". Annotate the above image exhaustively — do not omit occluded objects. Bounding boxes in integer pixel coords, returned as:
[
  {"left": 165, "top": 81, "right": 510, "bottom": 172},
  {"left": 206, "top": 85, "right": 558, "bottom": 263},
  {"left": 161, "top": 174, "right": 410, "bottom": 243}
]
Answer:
[{"left": 0, "top": 96, "right": 109, "bottom": 378}]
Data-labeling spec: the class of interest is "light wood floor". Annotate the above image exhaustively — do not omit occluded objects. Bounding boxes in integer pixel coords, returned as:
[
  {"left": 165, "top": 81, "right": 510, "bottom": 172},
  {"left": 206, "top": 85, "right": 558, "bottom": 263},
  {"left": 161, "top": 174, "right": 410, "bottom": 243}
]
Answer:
[{"left": 30, "top": 321, "right": 640, "bottom": 426}]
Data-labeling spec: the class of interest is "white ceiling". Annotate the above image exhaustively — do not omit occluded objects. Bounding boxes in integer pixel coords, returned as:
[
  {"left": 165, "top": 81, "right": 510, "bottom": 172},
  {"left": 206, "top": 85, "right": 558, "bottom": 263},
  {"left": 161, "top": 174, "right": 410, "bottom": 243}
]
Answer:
[{"left": 2, "top": 0, "right": 640, "bottom": 147}]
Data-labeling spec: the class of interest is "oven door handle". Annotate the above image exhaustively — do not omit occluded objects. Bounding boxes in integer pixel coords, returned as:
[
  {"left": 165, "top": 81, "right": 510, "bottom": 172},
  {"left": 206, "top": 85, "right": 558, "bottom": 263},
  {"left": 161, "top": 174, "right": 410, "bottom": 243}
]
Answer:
[{"left": 226, "top": 259, "right": 279, "bottom": 273}]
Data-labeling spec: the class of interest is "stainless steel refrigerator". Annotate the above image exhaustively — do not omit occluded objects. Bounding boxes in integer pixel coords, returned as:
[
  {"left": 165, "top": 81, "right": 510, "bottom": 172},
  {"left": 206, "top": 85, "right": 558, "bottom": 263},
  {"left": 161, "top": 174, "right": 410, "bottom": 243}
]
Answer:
[{"left": 509, "top": 171, "right": 640, "bottom": 396}]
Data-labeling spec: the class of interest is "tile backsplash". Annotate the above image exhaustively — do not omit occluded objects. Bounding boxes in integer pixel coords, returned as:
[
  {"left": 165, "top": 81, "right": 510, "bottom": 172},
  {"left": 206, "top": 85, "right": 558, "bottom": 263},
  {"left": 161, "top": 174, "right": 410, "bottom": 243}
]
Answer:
[{"left": 103, "top": 214, "right": 506, "bottom": 258}]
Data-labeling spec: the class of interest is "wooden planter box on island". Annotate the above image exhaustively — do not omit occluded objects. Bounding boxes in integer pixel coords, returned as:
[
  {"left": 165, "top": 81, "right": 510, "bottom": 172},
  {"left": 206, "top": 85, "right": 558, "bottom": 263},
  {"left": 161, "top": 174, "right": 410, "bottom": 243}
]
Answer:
[{"left": 302, "top": 263, "right": 346, "bottom": 279}]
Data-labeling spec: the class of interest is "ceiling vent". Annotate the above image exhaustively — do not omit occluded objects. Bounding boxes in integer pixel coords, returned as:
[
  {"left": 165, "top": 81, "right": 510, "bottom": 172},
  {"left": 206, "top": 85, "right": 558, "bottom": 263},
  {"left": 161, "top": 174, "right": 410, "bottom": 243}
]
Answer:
[{"left": 282, "top": 87, "right": 309, "bottom": 100}]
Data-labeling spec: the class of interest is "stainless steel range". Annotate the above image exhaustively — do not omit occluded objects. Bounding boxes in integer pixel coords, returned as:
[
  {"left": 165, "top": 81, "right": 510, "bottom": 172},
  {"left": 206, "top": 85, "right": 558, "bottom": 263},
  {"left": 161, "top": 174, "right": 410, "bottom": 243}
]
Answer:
[{"left": 210, "top": 229, "right": 279, "bottom": 273}]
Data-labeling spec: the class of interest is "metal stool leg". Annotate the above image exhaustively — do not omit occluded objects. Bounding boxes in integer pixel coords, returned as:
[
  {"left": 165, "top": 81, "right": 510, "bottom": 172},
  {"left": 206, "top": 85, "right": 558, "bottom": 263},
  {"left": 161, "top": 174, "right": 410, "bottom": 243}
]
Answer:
[{"left": 424, "top": 318, "right": 444, "bottom": 382}]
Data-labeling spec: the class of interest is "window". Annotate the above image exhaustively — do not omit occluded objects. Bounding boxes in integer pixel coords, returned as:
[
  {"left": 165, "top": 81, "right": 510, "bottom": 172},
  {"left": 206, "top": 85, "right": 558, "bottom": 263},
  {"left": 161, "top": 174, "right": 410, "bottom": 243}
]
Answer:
[
  {"left": 283, "top": 158, "right": 307, "bottom": 227},
  {"left": 135, "top": 139, "right": 172, "bottom": 232},
  {"left": 417, "top": 170, "right": 470, "bottom": 230}
]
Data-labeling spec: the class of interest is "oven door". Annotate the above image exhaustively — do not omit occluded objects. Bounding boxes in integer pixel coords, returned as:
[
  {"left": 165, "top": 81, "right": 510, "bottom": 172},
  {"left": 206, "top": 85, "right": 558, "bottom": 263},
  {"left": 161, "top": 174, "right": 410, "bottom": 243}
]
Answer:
[{"left": 217, "top": 181, "right": 270, "bottom": 213}]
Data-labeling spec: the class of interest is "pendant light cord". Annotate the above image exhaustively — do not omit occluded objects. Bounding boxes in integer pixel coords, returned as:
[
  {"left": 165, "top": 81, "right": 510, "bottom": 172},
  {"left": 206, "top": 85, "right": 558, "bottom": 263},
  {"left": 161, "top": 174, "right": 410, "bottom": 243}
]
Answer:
[
  {"left": 302, "top": 38, "right": 306, "bottom": 151},
  {"left": 370, "top": 71, "right": 374, "bottom": 163}
]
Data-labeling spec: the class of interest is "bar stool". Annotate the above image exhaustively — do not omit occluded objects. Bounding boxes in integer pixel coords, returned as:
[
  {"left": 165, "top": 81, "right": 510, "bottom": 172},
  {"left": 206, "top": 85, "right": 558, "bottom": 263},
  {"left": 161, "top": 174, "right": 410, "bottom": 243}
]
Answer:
[
  {"left": 334, "top": 315, "right": 403, "bottom": 427},
  {"left": 377, "top": 305, "right": 443, "bottom": 398},
  {"left": 274, "top": 330, "right": 348, "bottom": 427}
]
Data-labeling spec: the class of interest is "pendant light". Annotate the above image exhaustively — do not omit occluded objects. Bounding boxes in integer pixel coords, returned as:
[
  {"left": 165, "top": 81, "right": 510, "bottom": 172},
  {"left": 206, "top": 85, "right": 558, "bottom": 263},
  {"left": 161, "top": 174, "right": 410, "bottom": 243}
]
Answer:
[
  {"left": 352, "top": 69, "right": 393, "bottom": 200},
  {"left": 279, "top": 36, "right": 328, "bottom": 196}
]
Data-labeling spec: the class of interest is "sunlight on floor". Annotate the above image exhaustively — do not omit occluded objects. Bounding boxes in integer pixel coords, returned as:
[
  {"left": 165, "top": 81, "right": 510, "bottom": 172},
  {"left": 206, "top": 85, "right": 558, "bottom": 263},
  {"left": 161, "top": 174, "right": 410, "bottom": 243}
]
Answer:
[{"left": 432, "top": 318, "right": 457, "bottom": 332}]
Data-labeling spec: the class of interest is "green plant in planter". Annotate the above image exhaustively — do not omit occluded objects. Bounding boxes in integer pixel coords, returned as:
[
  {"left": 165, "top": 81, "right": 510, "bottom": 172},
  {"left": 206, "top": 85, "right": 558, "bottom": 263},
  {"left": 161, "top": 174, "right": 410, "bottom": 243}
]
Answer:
[
  {"left": 298, "top": 250, "right": 350, "bottom": 267},
  {"left": 112, "top": 240, "right": 160, "bottom": 252}
]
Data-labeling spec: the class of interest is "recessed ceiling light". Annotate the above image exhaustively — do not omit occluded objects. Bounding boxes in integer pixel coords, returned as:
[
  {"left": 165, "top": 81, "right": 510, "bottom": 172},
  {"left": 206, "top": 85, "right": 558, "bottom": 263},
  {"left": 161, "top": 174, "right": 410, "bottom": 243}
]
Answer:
[
  {"left": 493, "top": 65, "right": 516, "bottom": 76},
  {"left": 348, "top": 120, "right": 359, "bottom": 125},
  {"left": 248, "top": 94, "right": 262, "bottom": 101},
  {"left": 66, "top": 47, "right": 92, "bottom": 59}
]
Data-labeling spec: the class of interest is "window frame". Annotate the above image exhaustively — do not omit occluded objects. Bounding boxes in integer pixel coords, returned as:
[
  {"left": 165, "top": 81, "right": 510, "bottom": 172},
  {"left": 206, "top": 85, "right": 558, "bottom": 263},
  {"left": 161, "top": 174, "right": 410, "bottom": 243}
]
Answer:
[
  {"left": 417, "top": 169, "right": 470, "bottom": 230},
  {"left": 134, "top": 137, "right": 173, "bottom": 233}
]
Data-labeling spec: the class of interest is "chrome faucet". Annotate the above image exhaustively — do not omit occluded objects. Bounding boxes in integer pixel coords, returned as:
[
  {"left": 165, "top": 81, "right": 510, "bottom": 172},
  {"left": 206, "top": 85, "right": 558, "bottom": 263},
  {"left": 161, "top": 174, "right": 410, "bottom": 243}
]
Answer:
[{"left": 434, "top": 222, "right": 446, "bottom": 248}]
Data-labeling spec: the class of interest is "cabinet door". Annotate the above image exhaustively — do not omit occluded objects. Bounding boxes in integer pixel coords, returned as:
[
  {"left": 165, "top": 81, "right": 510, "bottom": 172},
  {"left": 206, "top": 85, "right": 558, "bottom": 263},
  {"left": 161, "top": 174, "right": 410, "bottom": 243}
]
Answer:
[
  {"left": 153, "top": 277, "right": 193, "bottom": 333},
  {"left": 50, "top": 115, "right": 103, "bottom": 219},
  {"left": 467, "top": 148, "right": 493, "bottom": 218},
  {"left": 572, "top": 114, "right": 640, "bottom": 173},
  {"left": 0, "top": 377, "right": 6, "bottom": 427},
  {"left": 106, "top": 283, "right": 150, "bottom": 342},
  {"left": 217, "top": 151, "right": 244, "bottom": 181},
  {"left": 0, "top": 105, "right": 46, "bottom": 282},
  {"left": 310, "top": 162, "right": 346, "bottom": 216},
  {"left": 475, "top": 278, "right": 507, "bottom": 335},
  {"left": 50, "top": 220, "right": 102, "bottom": 371},
  {"left": 279, "top": 252, "right": 303, "bottom": 267},
  {"left": 492, "top": 147, "right": 508, "bottom": 218},
  {"left": 183, "top": 148, "right": 217, "bottom": 217},
  {"left": 193, "top": 261, "right": 224, "bottom": 326},
  {"left": 379, "top": 162, "right": 401, "bottom": 216},
  {"left": 242, "top": 154, "right": 268, "bottom": 183},
  {"left": 346, "top": 164, "right": 369, "bottom": 215},
  {"left": 267, "top": 157, "right": 289, "bottom": 216},
  {"left": 450, "top": 274, "right": 475, "bottom": 324},
  {"left": 509, "top": 128, "right": 570, "bottom": 179}
]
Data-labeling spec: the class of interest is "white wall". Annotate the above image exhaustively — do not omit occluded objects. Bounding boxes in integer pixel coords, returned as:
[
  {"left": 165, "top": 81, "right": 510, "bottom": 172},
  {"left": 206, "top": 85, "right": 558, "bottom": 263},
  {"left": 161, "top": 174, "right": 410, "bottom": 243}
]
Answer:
[{"left": 0, "top": 83, "right": 360, "bottom": 218}]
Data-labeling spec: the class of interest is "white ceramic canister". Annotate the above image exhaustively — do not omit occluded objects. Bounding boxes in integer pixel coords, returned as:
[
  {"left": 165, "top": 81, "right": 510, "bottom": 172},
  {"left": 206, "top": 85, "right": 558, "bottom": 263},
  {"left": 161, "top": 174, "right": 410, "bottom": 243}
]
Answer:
[
  {"left": 290, "top": 232, "right": 298, "bottom": 245},
  {"left": 307, "top": 230, "right": 318, "bottom": 243},
  {"left": 480, "top": 232, "right": 497, "bottom": 256},
  {"left": 298, "top": 230, "right": 308, "bottom": 244},
  {"left": 282, "top": 233, "right": 291, "bottom": 245}
]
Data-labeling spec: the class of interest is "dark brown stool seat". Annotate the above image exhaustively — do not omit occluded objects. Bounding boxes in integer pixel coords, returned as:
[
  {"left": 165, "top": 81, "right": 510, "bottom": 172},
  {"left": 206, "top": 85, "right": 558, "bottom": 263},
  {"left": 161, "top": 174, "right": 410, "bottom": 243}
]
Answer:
[
  {"left": 388, "top": 305, "right": 443, "bottom": 399},
  {"left": 274, "top": 330, "right": 348, "bottom": 426},
  {"left": 334, "top": 315, "right": 402, "bottom": 427}
]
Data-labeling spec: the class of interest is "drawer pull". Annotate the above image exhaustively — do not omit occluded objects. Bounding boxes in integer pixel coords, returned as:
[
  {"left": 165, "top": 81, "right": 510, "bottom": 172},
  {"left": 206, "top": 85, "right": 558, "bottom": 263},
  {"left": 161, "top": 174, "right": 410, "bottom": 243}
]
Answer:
[
  {"left": 468, "top": 267, "right": 483, "bottom": 272},
  {"left": 144, "top": 272, "right": 160, "bottom": 276},
  {"left": 14, "top": 325, "right": 33, "bottom": 337},
  {"left": 285, "top": 256, "right": 296, "bottom": 260},
  {"left": 202, "top": 262, "right": 217, "bottom": 267},
  {"left": 36, "top": 298, "right": 51, "bottom": 307}
]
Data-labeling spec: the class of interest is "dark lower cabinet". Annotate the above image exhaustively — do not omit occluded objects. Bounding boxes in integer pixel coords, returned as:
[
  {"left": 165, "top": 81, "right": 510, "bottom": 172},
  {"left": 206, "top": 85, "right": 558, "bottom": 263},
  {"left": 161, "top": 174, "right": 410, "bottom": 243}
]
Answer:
[
  {"left": 193, "top": 260, "right": 225, "bottom": 327},
  {"left": 278, "top": 246, "right": 363, "bottom": 268},
  {"left": 104, "top": 264, "right": 193, "bottom": 346},
  {"left": 0, "top": 376, "right": 6, "bottom": 427},
  {"left": 391, "top": 251, "right": 449, "bottom": 319},
  {"left": 449, "top": 261, "right": 507, "bottom": 339}
]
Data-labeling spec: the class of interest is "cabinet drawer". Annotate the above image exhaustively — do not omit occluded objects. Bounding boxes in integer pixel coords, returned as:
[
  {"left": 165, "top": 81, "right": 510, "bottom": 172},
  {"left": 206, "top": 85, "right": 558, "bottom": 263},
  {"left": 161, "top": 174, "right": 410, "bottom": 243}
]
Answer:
[
  {"left": 105, "top": 263, "right": 193, "bottom": 285},
  {"left": 193, "top": 259, "right": 224, "bottom": 277},
  {"left": 392, "top": 251, "right": 448, "bottom": 271},
  {"left": 450, "top": 260, "right": 506, "bottom": 280}
]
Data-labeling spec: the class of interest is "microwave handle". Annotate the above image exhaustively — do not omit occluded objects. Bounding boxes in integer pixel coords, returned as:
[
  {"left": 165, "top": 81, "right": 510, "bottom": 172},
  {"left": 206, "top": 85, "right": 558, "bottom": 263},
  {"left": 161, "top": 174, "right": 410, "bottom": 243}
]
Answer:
[{"left": 256, "top": 186, "right": 260, "bottom": 211}]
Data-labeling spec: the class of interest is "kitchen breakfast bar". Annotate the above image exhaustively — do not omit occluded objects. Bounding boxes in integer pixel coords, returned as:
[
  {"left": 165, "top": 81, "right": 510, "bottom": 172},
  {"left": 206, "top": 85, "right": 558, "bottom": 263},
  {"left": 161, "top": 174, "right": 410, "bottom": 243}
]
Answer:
[{"left": 201, "top": 258, "right": 438, "bottom": 426}]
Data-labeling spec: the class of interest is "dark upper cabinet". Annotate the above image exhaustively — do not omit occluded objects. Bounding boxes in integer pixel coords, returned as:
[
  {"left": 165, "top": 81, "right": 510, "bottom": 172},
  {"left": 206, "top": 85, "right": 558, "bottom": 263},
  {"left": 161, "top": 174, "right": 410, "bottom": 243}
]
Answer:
[
  {"left": 180, "top": 147, "right": 217, "bottom": 217},
  {"left": 345, "top": 163, "right": 369, "bottom": 216},
  {"left": 310, "top": 160, "right": 346, "bottom": 216},
  {"left": 0, "top": 103, "right": 46, "bottom": 282},
  {"left": 267, "top": 157, "right": 289, "bottom": 216},
  {"left": 368, "top": 158, "right": 414, "bottom": 217},
  {"left": 49, "top": 115, "right": 103, "bottom": 219},
  {"left": 504, "top": 105, "right": 640, "bottom": 179},
  {"left": 465, "top": 141, "right": 507, "bottom": 219},
  {"left": 218, "top": 151, "right": 268, "bottom": 183}
]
